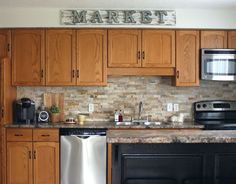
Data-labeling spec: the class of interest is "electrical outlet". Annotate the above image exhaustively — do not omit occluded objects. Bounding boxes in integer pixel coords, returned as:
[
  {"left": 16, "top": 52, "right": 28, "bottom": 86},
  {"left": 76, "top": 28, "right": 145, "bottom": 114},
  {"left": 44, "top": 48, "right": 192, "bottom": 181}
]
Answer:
[
  {"left": 88, "top": 103, "right": 94, "bottom": 112},
  {"left": 174, "top": 104, "right": 179, "bottom": 112},
  {"left": 167, "top": 103, "right": 173, "bottom": 112}
]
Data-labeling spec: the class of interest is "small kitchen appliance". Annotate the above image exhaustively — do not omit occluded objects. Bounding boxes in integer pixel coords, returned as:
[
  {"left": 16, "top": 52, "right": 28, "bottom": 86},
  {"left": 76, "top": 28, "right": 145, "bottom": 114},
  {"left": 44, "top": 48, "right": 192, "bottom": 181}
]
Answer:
[
  {"left": 194, "top": 100, "right": 236, "bottom": 130},
  {"left": 36, "top": 105, "right": 49, "bottom": 123},
  {"left": 201, "top": 49, "right": 236, "bottom": 81},
  {"left": 13, "top": 98, "right": 35, "bottom": 124}
]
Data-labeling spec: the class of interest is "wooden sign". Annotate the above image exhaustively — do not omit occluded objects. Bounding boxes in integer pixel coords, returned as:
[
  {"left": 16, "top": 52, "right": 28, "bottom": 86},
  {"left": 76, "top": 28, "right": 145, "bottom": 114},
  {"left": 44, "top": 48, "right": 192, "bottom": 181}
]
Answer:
[{"left": 60, "top": 10, "right": 176, "bottom": 26}]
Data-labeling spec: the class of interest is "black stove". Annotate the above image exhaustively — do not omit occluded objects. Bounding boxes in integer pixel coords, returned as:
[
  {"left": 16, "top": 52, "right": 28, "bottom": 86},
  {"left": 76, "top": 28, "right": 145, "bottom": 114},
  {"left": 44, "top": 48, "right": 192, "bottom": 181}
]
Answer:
[{"left": 194, "top": 100, "right": 236, "bottom": 130}]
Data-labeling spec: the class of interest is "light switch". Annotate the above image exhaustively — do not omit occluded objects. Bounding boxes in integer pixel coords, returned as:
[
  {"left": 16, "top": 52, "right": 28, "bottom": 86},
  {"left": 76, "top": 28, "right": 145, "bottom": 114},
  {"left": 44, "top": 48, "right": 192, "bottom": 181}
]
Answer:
[
  {"left": 174, "top": 104, "right": 179, "bottom": 112},
  {"left": 89, "top": 103, "right": 94, "bottom": 112},
  {"left": 167, "top": 103, "right": 173, "bottom": 112}
]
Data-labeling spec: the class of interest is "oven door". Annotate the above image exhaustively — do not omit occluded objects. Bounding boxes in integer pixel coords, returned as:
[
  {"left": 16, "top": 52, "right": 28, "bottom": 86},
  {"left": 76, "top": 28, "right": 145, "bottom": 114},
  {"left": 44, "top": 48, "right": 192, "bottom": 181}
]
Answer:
[{"left": 201, "top": 49, "right": 236, "bottom": 81}]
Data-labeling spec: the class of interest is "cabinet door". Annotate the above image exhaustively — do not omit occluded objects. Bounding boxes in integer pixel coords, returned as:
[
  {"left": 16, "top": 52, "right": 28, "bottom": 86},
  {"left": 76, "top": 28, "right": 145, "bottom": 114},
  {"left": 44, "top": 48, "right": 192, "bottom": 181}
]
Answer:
[
  {"left": 33, "top": 142, "right": 59, "bottom": 184},
  {"left": 200, "top": 30, "right": 227, "bottom": 48},
  {"left": 0, "top": 58, "right": 16, "bottom": 123},
  {"left": 12, "top": 29, "right": 45, "bottom": 86},
  {"left": 46, "top": 29, "right": 76, "bottom": 85},
  {"left": 1, "top": 58, "right": 16, "bottom": 184},
  {"left": 7, "top": 142, "right": 32, "bottom": 184},
  {"left": 142, "top": 30, "right": 175, "bottom": 67},
  {"left": 175, "top": 30, "right": 200, "bottom": 86},
  {"left": 228, "top": 31, "right": 236, "bottom": 48},
  {"left": 0, "top": 29, "right": 10, "bottom": 59},
  {"left": 77, "top": 29, "right": 107, "bottom": 85},
  {"left": 108, "top": 29, "right": 141, "bottom": 67}
]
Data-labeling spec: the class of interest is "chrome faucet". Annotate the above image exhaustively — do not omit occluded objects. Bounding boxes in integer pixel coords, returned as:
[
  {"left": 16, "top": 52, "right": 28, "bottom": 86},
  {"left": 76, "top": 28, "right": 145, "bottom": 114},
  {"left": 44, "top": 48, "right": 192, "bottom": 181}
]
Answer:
[{"left": 138, "top": 101, "right": 143, "bottom": 120}]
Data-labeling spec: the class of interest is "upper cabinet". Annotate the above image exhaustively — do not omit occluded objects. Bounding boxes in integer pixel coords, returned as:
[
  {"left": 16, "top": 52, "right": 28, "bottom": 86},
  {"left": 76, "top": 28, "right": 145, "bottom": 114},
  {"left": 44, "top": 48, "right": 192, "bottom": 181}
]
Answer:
[
  {"left": 11, "top": 29, "right": 107, "bottom": 86},
  {"left": 142, "top": 30, "right": 175, "bottom": 67},
  {"left": 12, "top": 29, "right": 45, "bottom": 86},
  {"left": 108, "top": 29, "right": 175, "bottom": 68},
  {"left": 200, "top": 30, "right": 227, "bottom": 48},
  {"left": 46, "top": 29, "right": 76, "bottom": 86},
  {"left": 76, "top": 29, "right": 107, "bottom": 86},
  {"left": 175, "top": 30, "right": 200, "bottom": 86},
  {"left": 0, "top": 30, "right": 10, "bottom": 59},
  {"left": 228, "top": 31, "right": 236, "bottom": 48},
  {"left": 108, "top": 30, "right": 141, "bottom": 67}
]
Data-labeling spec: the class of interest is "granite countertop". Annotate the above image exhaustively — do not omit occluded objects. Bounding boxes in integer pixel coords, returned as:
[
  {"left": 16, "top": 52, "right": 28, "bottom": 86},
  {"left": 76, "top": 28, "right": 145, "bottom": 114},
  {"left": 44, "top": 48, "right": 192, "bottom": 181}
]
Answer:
[
  {"left": 107, "top": 129, "right": 236, "bottom": 143},
  {"left": 4, "top": 121, "right": 204, "bottom": 129}
]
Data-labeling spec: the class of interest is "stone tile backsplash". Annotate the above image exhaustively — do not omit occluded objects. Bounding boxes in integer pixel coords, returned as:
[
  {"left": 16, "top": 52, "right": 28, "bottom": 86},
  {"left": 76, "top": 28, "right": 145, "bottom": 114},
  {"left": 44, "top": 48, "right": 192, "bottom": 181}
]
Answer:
[{"left": 17, "top": 77, "right": 236, "bottom": 122}]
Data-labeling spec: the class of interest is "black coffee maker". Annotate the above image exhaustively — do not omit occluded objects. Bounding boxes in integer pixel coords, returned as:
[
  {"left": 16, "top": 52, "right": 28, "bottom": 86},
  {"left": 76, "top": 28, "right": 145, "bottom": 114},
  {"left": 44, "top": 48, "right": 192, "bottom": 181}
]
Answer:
[{"left": 13, "top": 98, "right": 35, "bottom": 124}]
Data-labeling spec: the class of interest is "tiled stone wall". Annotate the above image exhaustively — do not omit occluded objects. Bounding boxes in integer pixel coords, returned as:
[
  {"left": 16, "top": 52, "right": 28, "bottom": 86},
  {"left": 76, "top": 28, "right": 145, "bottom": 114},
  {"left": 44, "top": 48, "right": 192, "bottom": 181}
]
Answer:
[{"left": 17, "top": 77, "right": 236, "bottom": 122}]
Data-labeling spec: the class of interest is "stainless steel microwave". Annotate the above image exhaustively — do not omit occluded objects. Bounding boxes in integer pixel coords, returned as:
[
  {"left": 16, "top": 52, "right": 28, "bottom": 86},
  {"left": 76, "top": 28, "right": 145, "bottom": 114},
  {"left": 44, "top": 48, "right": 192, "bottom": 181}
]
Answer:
[{"left": 201, "top": 49, "right": 236, "bottom": 81}]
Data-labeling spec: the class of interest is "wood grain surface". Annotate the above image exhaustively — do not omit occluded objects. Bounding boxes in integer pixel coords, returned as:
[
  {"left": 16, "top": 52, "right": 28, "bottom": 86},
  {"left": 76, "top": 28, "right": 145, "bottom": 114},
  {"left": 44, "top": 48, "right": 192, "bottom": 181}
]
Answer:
[{"left": 43, "top": 93, "right": 64, "bottom": 121}]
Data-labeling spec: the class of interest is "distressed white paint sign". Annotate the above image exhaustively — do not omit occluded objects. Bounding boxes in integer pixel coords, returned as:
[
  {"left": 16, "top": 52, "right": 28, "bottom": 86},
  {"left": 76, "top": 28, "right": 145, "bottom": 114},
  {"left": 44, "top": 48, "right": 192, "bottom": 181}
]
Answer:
[{"left": 60, "top": 10, "right": 176, "bottom": 26}]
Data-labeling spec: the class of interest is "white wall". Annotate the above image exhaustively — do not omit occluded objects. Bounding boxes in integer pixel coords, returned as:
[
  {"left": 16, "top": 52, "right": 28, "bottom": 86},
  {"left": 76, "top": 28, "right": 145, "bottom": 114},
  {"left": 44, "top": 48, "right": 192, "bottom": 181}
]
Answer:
[{"left": 0, "top": 8, "right": 236, "bottom": 29}]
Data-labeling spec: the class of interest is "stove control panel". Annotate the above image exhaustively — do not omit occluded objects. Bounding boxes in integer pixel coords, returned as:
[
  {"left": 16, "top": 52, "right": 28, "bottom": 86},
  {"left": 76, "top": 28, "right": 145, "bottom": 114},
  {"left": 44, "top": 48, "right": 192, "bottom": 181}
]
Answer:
[{"left": 194, "top": 100, "right": 236, "bottom": 111}]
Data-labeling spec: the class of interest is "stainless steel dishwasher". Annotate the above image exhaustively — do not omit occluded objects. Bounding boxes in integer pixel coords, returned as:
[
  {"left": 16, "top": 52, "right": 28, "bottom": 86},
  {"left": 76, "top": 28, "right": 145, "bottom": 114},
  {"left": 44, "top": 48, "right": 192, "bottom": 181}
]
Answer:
[{"left": 60, "top": 128, "right": 107, "bottom": 184}]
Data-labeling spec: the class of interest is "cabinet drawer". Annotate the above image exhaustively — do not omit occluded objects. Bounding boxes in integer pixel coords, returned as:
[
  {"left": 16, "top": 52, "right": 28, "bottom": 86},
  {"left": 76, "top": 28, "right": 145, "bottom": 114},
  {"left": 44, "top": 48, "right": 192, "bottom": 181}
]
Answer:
[
  {"left": 33, "top": 129, "right": 59, "bottom": 142},
  {"left": 7, "top": 128, "right": 33, "bottom": 141}
]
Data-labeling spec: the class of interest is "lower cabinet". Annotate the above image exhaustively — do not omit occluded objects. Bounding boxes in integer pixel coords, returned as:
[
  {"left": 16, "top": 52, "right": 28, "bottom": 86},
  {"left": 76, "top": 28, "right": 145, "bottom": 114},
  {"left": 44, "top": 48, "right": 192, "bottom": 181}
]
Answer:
[
  {"left": 112, "top": 144, "right": 236, "bottom": 184},
  {"left": 6, "top": 128, "right": 59, "bottom": 184},
  {"left": 7, "top": 142, "right": 33, "bottom": 184}
]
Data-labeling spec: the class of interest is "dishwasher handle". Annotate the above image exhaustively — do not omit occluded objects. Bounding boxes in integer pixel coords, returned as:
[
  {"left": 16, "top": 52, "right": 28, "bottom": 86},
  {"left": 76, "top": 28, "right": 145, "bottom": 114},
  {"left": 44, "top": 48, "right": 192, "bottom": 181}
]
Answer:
[{"left": 73, "top": 133, "right": 106, "bottom": 139}]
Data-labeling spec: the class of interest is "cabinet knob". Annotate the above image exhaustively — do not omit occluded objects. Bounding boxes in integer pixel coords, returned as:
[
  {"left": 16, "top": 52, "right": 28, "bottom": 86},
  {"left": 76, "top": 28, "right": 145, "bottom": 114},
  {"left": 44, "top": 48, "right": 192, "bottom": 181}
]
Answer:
[{"left": 72, "top": 70, "right": 75, "bottom": 78}]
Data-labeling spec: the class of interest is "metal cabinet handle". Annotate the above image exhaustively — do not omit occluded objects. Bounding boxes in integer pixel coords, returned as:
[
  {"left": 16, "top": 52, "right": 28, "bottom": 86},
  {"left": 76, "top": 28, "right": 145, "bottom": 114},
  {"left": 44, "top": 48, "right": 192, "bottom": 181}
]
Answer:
[
  {"left": 176, "top": 70, "right": 180, "bottom": 79},
  {"left": 137, "top": 51, "right": 141, "bottom": 59},
  {"left": 1, "top": 108, "right": 4, "bottom": 118},
  {"left": 14, "top": 134, "right": 23, "bottom": 136},
  {"left": 142, "top": 51, "right": 145, "bottom": 60},
  {"left": 41, "top": 70, "right": 43, "bottom": 78},
  {"left": 114, "top": 145, "right": 119, "bottom": 163},
  {"left": 41, "top": 134, "right": 50, "bottom": 137},
  {"left": 29, "top": 151, "right": 32, "bottom": 159},
  {"left": 33, "top": 151, "right": 36, "bottom": 159},
  {"left": 72, "top": 70, "right": 75, "bottom": 78},
  {"left": 77, "top": 70, "right": 79, "bottom": 78}
]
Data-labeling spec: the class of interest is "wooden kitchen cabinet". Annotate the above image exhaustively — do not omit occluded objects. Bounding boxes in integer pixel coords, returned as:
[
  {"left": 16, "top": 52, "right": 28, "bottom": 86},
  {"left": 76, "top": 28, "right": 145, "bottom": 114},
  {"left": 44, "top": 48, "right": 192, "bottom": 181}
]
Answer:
[
  {"left": 175, "top": 30, "right": 200, "bottom": 86},
  {"left": 6, "top": 128, "right": 59, "bottom": 184},
  {"left": 7, "top": 142, "right": 33, "bottom": 184},
  {"left": 12, "top": 29, "right": 45, "bottom": 86},
  {"left": 108, "top": 29, "right": 141, "bottom": 67},
  {"left": 46, "top": 29, "right": 76, "bottom": 85},
  {"left": 201, "top": 30, "right": 227, "bottom": 48},
  {"left": 0, "top": 30, "right": 11, "bottom": 59},
  {"left": 228, "top": 31, "right": 236, "bottom": 48},
  {"left": 33, "top": 142, "right": 59, "bottom": 184},
  {"left": 108, "top": 29, "right": 175, "bottom": 68},
  {"left": 76, "top": 29, "right": 107, "bottom": 85},
  {"left": 0, "top": 57, "right": 16, "bottom": 184},
  {"left": 142, "top": 30, "right": 175, "bottom": 67}
]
